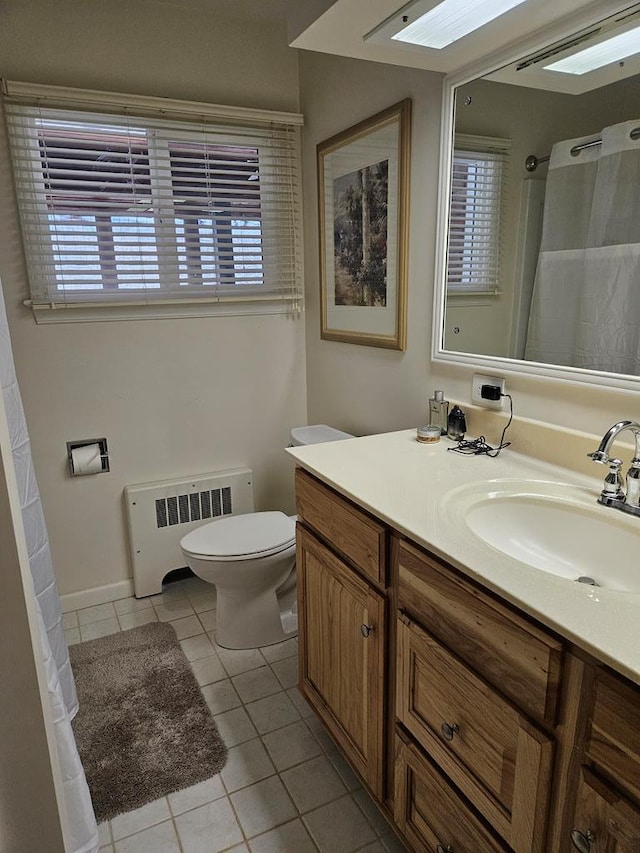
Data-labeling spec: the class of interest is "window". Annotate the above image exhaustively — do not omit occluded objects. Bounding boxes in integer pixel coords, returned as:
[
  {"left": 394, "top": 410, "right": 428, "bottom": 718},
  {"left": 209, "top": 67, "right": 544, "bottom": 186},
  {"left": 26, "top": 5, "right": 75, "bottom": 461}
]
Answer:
[
  {"left": 3, "top": 84, "right": 303, "bottom": 319},
  {"left": 447, "top": 135, "right": 510, "bottom": 295}
]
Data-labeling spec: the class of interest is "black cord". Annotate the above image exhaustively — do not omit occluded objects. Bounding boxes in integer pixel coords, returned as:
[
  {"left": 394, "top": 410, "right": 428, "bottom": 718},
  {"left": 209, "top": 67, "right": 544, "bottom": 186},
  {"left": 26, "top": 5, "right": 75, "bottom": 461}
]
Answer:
[{"left": 447, "top": 393, "right": 513, "bottom": 457}]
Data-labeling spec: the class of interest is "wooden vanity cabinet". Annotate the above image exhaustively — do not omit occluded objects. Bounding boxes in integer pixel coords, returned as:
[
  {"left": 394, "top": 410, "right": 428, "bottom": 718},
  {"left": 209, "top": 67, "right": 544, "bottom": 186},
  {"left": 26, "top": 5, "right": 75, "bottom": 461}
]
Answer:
[
  {"left": 295, "top": 470, "right": 388, "bottom": 799},
  {"left": 293, "top": 466, "right": 640, "bottom": 853}
]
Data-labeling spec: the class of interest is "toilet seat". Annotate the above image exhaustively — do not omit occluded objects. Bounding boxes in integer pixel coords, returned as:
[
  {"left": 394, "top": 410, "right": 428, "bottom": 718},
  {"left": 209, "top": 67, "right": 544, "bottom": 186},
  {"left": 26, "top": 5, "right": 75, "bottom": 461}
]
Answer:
[{"left": 180, "top": 511, "right": 296, "bottom": 562}]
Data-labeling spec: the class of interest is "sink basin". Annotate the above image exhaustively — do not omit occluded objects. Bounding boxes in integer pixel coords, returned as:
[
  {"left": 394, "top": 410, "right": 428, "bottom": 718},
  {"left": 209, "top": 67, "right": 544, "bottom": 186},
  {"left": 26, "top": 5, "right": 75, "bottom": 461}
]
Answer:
[{"left": 450, "top": 480, "right": 640, "bottom": 593}]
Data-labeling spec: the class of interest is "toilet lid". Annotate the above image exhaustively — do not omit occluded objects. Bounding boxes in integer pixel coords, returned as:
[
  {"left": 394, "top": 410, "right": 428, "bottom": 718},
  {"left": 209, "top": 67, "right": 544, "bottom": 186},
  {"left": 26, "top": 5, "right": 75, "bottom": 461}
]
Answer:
[{"left": 180, "top": 511, "right": 296, "bottom": 559}]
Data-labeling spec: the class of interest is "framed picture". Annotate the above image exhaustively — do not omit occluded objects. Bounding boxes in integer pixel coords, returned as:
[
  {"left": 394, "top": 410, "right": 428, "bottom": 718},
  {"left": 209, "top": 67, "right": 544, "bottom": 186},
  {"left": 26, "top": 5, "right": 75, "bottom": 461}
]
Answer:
[{"left": 317, "top": 99, "right": 411, "bottom": 350}]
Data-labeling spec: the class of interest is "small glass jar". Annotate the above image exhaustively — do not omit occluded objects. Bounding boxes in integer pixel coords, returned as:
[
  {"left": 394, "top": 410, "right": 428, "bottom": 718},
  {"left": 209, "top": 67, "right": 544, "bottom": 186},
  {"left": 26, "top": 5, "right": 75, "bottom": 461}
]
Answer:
[{"left": 417, "top": 425, "right": 441, "bottom": 444}]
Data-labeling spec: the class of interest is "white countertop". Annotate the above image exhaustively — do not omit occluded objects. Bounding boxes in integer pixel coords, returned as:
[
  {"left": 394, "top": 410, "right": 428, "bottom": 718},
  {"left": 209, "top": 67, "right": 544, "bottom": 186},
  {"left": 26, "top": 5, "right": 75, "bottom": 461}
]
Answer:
[{"left": 287, "top": 429, "right": 640, "bottom": 686}]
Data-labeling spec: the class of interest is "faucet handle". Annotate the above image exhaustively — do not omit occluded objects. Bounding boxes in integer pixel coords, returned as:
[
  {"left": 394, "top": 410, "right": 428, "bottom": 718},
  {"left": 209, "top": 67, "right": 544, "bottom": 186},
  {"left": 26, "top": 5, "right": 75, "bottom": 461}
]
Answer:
[{"left": 602, "top": 458, "right": 624, "bottom": 500}]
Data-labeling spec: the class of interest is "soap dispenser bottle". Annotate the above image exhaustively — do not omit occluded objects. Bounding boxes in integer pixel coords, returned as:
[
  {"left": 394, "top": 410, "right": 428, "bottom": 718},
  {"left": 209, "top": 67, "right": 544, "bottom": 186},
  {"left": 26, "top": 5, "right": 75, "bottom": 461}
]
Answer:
[{"left": 428, "top": 390, "right": 449, "bottom": 435}]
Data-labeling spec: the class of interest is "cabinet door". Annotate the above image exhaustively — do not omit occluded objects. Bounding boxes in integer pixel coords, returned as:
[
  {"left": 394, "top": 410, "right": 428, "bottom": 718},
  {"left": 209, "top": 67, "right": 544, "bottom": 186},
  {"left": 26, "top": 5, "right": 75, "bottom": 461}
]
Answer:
[
  {"left": 297, "top": 524, "right": 386, "bottom": 799},
  {"left": 570, "top": 768, "right": 640, "bottom": 853}
]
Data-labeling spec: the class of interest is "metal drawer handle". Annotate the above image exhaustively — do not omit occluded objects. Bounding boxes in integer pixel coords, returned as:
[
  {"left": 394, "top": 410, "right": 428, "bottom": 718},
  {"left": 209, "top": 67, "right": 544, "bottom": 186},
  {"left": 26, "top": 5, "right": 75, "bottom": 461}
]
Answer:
[
  {"left": 436, "top": 845, "right": 454, "bottom": 853},
  {"left": 360, "top": 624, "right": 374, "bottom": 638},
  {"left": 571, "top": 829, "right": 595, "bottom": 853},
  {"left": 441, "top": 722, "right": 460, "bottom": 742}
]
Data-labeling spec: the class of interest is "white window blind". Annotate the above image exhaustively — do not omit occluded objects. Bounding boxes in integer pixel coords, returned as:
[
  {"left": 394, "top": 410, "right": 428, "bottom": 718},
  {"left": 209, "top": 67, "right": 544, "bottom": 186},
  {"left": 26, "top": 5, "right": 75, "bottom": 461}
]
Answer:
[
  {"left": 447, "top": 134, "right": 510, "bottom": 295},
  {"left": 3, "top": 84, "right": 304, "bottom": 317}
]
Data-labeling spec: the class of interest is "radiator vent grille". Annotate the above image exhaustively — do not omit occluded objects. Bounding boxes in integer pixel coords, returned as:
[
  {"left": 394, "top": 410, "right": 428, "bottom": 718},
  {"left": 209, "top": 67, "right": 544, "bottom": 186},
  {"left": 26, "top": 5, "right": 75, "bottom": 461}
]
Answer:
[
  {"left": 125, "top": 467, "right": 254, "bottom": 598},
  {"left": 155, "top": 486, "right": 232, "bottom": 528}
]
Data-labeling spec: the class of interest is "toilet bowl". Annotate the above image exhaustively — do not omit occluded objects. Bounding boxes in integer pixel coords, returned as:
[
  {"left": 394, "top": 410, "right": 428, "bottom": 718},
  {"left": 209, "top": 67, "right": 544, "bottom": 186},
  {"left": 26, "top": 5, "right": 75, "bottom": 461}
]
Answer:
[
  {"left": 179, "top": 424, "right": 353, "bottom": 649},
  {"left": 181, "top": 512, "right": 297, "bottom": 649}
]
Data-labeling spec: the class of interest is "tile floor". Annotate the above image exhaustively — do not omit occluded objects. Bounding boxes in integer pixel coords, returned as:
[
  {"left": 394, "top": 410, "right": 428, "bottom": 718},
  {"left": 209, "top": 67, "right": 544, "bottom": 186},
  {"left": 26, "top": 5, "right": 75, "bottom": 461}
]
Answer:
[{"left": 64, "top": 575, "right": 407, "bottom": 853}]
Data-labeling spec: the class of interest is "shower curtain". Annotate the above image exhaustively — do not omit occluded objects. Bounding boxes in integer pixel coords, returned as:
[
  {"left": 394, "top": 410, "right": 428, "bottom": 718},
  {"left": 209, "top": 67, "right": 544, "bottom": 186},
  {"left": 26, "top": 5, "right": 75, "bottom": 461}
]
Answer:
[
  {"left": 525, "top": 118, "right": 640, "bottom": 373},
  {"left": 0, "top": 282, "right": 98, "bottom": 852}
]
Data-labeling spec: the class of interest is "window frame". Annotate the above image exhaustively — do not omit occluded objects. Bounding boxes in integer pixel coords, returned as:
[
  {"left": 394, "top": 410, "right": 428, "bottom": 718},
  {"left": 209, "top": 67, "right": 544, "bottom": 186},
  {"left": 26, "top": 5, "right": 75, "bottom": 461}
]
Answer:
[
  {"left": 446, "top": 133, "right": 510, "bottom": 297},
  {"left": 3, "top": 82, "right": 304, "bottom": 323}
]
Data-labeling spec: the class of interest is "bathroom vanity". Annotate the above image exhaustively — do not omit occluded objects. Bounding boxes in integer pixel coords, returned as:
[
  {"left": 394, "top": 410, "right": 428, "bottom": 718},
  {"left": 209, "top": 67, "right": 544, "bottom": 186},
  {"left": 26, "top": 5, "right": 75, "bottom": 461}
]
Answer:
[{"left": 288, "top": 430, "right": 640, "bottom": 853}]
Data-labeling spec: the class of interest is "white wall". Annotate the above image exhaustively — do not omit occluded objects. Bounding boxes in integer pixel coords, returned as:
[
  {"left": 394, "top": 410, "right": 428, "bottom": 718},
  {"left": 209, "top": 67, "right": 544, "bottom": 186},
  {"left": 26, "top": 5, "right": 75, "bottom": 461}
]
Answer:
[
  {"left": 0, "top": 0, "right": 307, "bottom": 597},
  {"left": 299, "top": 51, "right": 640, "bottom": 444}
]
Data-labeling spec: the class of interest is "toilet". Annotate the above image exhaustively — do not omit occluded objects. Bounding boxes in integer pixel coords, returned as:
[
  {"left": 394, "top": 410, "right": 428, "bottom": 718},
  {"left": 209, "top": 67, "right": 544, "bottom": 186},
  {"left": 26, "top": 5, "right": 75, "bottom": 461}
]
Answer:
[{"left": 179, "top": 425, "right": 353, "bottom": 649}]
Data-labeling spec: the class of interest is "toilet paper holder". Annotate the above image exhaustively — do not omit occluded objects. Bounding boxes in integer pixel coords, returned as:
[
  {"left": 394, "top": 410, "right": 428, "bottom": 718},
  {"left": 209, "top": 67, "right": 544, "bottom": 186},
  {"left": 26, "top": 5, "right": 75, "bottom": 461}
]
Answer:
[{"left": 67, "top": 438, "right": 110, "bottom": 476}]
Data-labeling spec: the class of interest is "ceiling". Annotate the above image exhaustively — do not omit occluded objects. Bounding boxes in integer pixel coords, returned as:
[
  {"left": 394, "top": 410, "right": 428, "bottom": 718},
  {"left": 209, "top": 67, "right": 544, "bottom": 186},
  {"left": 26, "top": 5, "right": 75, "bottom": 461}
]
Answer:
[{"left": 286, "top": 0, "right": 640, "bottom": 77}]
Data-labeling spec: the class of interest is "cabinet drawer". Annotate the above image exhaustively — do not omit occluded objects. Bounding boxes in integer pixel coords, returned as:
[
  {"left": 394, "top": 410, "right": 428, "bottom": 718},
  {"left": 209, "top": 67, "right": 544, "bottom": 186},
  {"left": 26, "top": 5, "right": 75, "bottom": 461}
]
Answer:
[
  {"left": 571, "top": 767, "right": 640, "bottom": 852},
  {"left": 397, "top": 615, "right": 554, "bottom": 853},
  {"left": 295, "top": 468, "right": 387, "bottom": 585},
  {"left": 397, "top": 539, "right": 562, "bottom": 726},
  {"left": 394, "top": 730, "right": 508, "bottom": 852},
  {"left": 587, "top": 670, "right": 640, "bottom": 803}
]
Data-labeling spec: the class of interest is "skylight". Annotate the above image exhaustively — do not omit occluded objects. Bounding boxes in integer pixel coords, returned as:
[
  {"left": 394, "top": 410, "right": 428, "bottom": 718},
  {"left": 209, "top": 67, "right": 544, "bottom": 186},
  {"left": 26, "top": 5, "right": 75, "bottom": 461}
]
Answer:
[
  {"left": 544, "top": 24, "right": 640, "bottom": 74},
  {"left": 391, "top": 0, "right": 528, "bottom": 50}
]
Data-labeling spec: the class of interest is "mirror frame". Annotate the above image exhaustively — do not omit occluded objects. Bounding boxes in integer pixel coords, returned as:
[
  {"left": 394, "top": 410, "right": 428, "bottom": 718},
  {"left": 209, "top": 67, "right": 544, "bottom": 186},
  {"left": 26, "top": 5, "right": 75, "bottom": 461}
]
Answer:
[{"left": 431, "top": 0, "right": 640, "bottom": 392}]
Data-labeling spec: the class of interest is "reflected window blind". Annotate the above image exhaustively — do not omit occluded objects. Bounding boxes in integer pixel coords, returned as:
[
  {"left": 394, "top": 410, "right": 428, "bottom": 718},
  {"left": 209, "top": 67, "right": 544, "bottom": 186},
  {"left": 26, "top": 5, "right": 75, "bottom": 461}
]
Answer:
[
  {"left": 4, "top": 90, "right": 303, "bottom": 311},
  {"left": 447, "top": 135, "right": 510, "bottom": 294}
]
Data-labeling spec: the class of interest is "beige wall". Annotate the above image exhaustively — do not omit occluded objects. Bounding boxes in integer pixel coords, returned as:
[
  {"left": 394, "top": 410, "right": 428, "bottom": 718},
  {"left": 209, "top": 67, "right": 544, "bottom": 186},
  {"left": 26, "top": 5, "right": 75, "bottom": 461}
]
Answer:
[
  {"left": 299, "top": 51, "right": 640, "bottom": 446},
  {"left": 0, "top": 0, "right": 299, "bottom": 112},
  {"left": 2, "top": 2, "right": 640, "bottom": 602},
  {"left": 299, "top": 52, "right": 444, "bottom": 436},
  {"left": 0, "top": 0, "right": 306, "bottom": 597}
]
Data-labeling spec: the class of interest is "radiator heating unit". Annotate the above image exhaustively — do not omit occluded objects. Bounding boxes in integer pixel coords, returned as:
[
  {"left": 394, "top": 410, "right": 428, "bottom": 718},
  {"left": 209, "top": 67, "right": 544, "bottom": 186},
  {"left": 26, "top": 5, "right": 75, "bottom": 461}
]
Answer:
[{"left": 125, "top": 467, "right": 254, "bottom": 597}]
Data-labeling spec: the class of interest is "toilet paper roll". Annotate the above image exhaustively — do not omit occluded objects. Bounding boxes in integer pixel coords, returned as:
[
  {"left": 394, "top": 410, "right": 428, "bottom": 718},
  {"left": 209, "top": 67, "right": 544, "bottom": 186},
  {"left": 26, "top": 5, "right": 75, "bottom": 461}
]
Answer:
[{"left": 71, "top": 443, "right": 103, "bottom": 476}]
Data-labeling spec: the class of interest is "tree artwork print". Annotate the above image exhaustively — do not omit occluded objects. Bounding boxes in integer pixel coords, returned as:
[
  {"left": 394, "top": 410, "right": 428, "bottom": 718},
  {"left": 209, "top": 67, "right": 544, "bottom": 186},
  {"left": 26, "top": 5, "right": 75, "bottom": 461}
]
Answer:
[{"left": 332, "top": 159, "right": 389, "bottom": 307}]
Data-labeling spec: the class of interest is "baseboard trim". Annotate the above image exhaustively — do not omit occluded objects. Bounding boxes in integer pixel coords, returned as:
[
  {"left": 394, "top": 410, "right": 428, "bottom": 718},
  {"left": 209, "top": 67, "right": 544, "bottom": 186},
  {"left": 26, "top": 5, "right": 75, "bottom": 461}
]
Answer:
[{"left": 61, "top": 579, "right": 134, "bottom": 613}]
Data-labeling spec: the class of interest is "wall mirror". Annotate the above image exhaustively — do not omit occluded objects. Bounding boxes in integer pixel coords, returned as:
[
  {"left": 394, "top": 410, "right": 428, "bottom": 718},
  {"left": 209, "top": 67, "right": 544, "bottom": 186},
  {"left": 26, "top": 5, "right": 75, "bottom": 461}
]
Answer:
[{"left": 433, "top": 3, "right": 640, "bottom": 388}]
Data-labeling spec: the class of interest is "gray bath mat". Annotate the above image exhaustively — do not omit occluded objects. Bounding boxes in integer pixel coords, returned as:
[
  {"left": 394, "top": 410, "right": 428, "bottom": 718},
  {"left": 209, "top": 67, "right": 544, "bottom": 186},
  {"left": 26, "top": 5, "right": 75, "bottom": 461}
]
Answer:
[{"left": 70, "top": 621, "right": 227, "bottom": 822}]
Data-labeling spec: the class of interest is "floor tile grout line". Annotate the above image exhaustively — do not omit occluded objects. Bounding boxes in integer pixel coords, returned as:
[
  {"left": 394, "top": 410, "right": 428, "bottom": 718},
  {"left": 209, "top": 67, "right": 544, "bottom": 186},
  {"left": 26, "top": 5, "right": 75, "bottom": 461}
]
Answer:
[
  {"left": 223, "top": 781, "right": 251, "bottom": 850},
  {"left": 232, "top": 781, "right": 310, "bottom": 847},
  {"left": 109, "top": 796, "right": 170, "bottom": 843},
  {"left": 67, "top": 584, "right": 398, "bottom": 852},
  {"left": 350, "top": 788, "right": 395, "bottom": 839}
]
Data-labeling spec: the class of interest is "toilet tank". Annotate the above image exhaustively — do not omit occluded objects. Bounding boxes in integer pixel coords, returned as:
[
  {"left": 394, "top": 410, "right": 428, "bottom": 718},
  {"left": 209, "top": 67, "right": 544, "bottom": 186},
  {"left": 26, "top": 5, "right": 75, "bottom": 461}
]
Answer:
[{"left": 290, "top": 424, "right": 354, "bottom": 446}]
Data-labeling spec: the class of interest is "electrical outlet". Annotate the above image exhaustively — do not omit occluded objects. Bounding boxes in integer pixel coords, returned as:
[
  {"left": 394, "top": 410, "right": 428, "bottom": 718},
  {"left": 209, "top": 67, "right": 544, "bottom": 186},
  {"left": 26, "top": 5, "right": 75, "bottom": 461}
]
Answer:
[{"left": 471, "top": 373, "right": 506, "bottom": 409}]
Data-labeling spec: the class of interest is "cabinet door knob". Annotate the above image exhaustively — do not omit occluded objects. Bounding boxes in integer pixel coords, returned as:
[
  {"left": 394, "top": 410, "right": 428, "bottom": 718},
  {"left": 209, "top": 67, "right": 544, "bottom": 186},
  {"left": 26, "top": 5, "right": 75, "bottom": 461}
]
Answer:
[
  {"left": 570, "top": 829, "right": 595, "bottom": 853},
  {"left": 441, "top": 722, "right": 460, "bottom": 742},
  {"left": 436, "top": 845, "right": 454, "bottom": 853},
  {"left": 360, "top": 624, "right": 374, "bottom": 638}
]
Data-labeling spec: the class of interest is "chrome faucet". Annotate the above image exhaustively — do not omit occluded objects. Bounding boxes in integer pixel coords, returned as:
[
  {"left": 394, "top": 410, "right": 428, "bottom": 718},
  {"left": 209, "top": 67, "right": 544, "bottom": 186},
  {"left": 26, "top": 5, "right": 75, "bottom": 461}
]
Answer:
[{"left": 588, "top": 420, "right": 640, "bottom": 516}]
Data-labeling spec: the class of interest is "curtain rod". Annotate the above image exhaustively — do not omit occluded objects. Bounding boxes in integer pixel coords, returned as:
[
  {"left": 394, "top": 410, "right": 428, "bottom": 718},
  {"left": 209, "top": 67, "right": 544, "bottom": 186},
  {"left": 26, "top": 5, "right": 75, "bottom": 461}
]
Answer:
[{"left": 525, "top": 124, "right": 640, "bottom": 172}]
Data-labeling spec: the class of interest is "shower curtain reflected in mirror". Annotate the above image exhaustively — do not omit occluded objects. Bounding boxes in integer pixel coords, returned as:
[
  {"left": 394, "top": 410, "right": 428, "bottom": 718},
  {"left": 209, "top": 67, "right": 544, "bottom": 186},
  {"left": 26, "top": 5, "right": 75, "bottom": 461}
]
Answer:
[{"left": 525, "top": 119, "right": 640, "bottom": 374}]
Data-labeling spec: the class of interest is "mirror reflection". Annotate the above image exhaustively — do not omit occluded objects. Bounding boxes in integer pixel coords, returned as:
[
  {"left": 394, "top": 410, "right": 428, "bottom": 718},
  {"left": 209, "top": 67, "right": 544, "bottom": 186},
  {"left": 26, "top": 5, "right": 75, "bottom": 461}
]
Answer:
[{"left": 444, "top": 58, "right": 640, "bottom": 376}]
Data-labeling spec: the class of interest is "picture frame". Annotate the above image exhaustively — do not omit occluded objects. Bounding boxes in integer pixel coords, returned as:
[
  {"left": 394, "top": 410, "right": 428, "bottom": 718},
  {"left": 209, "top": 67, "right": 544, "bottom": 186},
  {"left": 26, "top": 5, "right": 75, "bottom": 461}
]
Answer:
[{"left": 317, "top": 99, "right": 411, "bottom": 350}]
